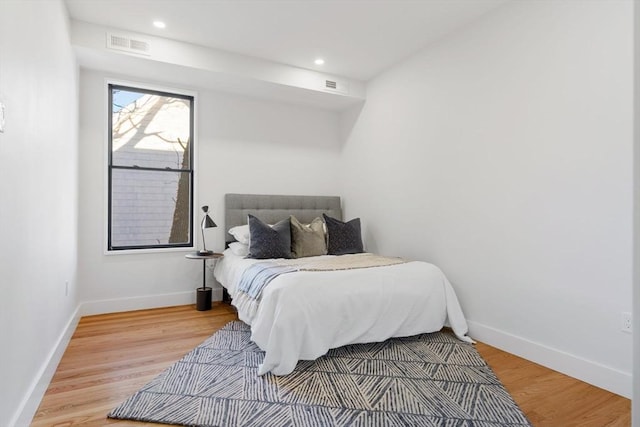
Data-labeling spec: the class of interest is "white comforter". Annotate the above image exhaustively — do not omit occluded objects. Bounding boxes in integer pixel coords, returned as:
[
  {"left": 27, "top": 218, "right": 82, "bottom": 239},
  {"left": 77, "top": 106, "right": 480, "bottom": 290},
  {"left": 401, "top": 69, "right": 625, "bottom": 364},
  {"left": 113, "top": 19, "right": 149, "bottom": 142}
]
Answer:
[{"left": 214, "top": 250, "right": 472, "bottom": 376}]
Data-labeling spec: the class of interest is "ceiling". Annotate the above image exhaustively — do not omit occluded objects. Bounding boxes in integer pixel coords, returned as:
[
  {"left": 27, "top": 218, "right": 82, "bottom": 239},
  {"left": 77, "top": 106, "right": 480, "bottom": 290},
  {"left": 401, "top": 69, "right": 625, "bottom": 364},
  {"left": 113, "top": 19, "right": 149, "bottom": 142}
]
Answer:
[{"left": 64, "top": 0, "right": 507, "bottom": 82}]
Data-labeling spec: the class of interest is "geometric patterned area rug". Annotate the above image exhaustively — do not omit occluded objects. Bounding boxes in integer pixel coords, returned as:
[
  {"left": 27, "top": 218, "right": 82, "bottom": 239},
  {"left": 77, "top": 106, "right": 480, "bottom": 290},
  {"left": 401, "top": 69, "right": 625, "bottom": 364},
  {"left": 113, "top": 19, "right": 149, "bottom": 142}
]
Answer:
[{"left": 109, "top": 321, "right": 531, "bottom": 426}]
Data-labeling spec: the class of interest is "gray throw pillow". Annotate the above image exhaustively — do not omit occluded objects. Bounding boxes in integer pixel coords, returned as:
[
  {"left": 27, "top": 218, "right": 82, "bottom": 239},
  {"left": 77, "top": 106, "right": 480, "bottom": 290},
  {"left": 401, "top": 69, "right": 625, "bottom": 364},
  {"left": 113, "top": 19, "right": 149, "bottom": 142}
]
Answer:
[
  {"left": 290, "top": 216, "right": 327, "bottom": 258},
  {"left": 247, "top": 215, "right": 292, "bottom": 259},
  {"left": 323, "top": 214, "right": 364, "bottom": 255}
]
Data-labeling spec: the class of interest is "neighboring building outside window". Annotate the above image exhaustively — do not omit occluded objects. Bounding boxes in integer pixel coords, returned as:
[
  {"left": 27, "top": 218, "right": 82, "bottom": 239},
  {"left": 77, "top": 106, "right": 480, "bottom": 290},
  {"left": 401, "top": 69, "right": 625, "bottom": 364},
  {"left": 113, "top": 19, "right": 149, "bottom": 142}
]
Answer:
[{"left": 107, "top": 83, "right": 195, "bottom": 251}]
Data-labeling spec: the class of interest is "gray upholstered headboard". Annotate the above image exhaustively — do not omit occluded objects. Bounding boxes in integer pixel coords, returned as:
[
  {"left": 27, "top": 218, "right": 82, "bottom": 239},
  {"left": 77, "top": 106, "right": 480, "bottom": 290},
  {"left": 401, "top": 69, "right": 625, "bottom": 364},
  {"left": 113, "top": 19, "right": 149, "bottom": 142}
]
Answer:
[{"left": 225, "top": 193, "right": 342, "bottom": 244}]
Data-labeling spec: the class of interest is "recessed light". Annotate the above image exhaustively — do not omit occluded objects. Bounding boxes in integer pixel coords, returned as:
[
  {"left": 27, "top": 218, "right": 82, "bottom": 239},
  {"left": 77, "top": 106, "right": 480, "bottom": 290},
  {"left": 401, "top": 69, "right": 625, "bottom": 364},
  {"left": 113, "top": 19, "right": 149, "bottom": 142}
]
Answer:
[
  {"left": 314, "top": 58, "right": 325, "bottom": 65},
  {"left": 153, "top": 21, "right": 166, "bottom": 29}
]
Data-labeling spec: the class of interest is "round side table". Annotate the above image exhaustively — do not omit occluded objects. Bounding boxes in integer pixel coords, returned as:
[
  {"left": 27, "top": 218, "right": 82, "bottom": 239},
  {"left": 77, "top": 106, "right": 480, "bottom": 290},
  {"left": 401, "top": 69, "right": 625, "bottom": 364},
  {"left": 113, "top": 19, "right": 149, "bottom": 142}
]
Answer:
[{"left": 185, "top": 252, "right": 224, "bottom": 311}]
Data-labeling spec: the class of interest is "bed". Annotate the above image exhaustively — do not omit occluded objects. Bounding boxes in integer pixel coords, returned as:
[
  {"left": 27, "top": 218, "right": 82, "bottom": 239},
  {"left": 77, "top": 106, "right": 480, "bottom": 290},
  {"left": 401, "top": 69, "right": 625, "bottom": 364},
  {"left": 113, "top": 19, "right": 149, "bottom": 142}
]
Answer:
[{"left": 213, "top": 193, "right": 472, "bottom": 376}]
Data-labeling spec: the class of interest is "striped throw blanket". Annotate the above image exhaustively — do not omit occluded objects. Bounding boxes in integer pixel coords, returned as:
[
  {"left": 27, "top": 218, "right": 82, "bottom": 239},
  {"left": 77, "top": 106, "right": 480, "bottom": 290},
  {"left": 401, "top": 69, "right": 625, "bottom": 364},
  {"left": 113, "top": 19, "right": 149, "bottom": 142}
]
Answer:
[
  {"left": 235, "top": 262, "right": 298, "bottom": 321},
  {"left": 237, "top": 262, "right": 299, "bottom": 299}
]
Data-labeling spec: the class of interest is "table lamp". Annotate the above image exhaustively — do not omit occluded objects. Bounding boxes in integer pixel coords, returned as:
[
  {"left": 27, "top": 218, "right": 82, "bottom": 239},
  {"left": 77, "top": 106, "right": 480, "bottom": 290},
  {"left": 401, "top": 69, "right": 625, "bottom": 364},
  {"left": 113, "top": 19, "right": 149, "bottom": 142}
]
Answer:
[{"left": 199, "top": 205, "right": 217, "bottom": 255}]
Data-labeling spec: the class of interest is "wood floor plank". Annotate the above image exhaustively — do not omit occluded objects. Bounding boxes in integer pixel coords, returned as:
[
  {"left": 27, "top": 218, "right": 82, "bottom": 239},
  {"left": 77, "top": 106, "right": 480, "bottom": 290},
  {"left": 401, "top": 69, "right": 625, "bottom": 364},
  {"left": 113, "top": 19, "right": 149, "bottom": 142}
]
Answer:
[{"left": 32, "top": 304, "right": 630, "bottom": 426}]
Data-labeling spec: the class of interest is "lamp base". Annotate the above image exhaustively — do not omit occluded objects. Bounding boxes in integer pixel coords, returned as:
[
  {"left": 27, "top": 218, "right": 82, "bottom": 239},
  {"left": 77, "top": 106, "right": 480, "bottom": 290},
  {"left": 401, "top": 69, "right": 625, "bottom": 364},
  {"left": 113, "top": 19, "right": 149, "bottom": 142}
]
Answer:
[
  {"left": 198, "top": 250, "right": 214, "bottom": 255},
  {"left": 196, "top": 287, "right": 212, "bottom": 311}
]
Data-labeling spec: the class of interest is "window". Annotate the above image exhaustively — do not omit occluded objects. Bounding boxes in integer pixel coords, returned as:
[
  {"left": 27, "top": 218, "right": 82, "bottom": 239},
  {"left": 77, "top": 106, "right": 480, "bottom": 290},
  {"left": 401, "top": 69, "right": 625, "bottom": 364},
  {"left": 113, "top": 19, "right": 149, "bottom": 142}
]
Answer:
[{"left": 107, "top": 83, "right": 195, "bottom": 251}]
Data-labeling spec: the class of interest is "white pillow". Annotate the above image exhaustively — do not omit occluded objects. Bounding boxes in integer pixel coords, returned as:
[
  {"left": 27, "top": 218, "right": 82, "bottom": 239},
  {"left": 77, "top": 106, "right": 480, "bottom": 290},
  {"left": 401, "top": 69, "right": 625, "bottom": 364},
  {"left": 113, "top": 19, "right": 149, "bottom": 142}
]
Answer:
[
  {"left": 229, "top": 220, "right": 281, "bottom": 245},
  {"left": 229, "top": 241, "right": 249, "bottom": 257},
  {"left": 228, "top": 224, "right": 251, "bottom": 245}
]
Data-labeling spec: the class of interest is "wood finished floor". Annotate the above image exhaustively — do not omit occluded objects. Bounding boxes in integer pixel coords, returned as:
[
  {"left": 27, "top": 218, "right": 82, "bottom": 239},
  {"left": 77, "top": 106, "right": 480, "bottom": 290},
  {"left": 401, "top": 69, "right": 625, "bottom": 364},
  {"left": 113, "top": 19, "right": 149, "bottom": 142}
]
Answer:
[{"left": 32, "top": 304, "right": 630, "bottom": 426}]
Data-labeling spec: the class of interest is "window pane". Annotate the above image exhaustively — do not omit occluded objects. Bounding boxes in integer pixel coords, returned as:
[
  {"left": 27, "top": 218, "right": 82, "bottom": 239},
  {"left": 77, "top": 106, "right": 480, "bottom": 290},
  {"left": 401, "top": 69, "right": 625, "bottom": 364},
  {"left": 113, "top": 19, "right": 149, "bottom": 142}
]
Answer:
[
  {"left": 111, "top": 169, "right": 191, "bottom": 248},
  {"left": 111, "top": 88, "right": 191, "bottom": 170}
]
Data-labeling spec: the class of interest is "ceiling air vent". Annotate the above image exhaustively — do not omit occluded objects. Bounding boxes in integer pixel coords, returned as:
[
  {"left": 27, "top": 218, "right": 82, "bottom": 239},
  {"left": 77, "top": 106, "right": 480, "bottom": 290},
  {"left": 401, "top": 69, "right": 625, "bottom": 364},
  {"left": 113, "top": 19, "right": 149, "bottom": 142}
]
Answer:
[
  {"left": 322, "top": 78, "right": 349, "bottom": 95},
  {"left": 106, "top": 33, "right": 150, "bottom": 56}
]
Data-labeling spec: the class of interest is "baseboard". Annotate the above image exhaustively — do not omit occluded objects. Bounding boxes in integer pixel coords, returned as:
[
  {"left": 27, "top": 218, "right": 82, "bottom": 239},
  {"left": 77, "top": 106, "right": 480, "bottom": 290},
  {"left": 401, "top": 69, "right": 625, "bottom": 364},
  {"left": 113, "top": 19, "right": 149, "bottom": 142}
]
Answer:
[
  {"left": 467, "top": 320, "right": 632, "bottom": 398},
  {"left": 10, "top": 305, "right": 81, "bottom": 427},
  {"left": 79, "top": 288, "right": 223, "bottom": 316}
]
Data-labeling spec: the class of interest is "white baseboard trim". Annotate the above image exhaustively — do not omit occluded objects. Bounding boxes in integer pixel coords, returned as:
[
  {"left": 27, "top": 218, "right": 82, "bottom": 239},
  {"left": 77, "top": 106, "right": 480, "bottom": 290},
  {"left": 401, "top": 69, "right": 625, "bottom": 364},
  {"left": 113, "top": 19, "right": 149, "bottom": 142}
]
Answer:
[
  {"left": 467, "top": 320, "right": 632, "bottom": 398},
  {"left": 79, "top": 288, "right": 224, "bottom": 316},
  {"left": 10, "top": 305, "right": 81, "bottom": 427}
]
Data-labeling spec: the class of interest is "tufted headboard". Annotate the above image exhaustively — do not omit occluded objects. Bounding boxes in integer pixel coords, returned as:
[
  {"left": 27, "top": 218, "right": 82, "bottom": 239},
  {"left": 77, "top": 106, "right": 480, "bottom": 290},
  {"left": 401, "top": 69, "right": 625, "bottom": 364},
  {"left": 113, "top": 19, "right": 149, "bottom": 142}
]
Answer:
[{"left": 224, "top": 193, "right": 342, "bottom": 245}]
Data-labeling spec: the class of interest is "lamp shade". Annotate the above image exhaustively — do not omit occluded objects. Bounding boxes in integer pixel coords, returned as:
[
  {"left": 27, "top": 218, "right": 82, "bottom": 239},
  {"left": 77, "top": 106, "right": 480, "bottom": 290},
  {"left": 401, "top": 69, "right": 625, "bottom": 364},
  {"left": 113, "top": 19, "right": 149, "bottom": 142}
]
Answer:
[{"left": 203, "top": 214, "right": 216, "bottom": 229}]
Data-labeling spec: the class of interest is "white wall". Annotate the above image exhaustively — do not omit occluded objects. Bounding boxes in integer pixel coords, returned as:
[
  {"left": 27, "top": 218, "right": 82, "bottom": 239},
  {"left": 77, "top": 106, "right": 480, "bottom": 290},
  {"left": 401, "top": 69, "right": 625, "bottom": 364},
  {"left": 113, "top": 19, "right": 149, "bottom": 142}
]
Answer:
[
  {"left": 0, "top": 1, "right": 79, "bottom": 425},
  {"left": 340, "top": 0, "right": 633, "bottom": 396},
  {"left": 633, "top": 0, "right": 639, "bottom": 423},
  {"left": 77, "top": 69, "right": 342, "bottom": 312}
]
